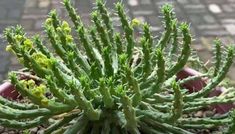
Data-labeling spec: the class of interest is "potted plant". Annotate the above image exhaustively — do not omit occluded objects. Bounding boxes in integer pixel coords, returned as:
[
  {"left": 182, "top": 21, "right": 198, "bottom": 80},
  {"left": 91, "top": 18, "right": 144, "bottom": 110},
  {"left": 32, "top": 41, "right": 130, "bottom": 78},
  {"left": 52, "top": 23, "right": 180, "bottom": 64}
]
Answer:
[{"left": 0, "top": 0, "right": 235, "bottom": 133}]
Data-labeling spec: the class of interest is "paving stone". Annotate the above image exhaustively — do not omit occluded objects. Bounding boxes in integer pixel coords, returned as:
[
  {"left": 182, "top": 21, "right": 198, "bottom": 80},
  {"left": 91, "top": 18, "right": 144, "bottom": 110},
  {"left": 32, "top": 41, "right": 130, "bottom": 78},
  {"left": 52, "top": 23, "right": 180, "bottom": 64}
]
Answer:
[
  {"left": 39, "top": 0, "right": 50, "bottom": 8},
  {"left": 139, "top": 0, "right": 151, "bottom": 5},
  {"left": 227, "top": 65, "right": 235, "bottom": 80},
  {"left": 201, "top": 30, "right": 229, "bottom": 36},
  {"left": 188, "top": 0, "right": 201, "bottom": 4},
  {"left": 25, "top": 0, "right": 37, "bottom": 8},
  {"left": 0, "top": 0, "right": 25, "bottom": 82},
  {"left": 218, "top": 36, "right": 234, "bottom": 45},
  {"left": 202, "top": 36, "right": 234, "bottom": 48},
  {"left": 75, "top": 0, "right": 92, "bottom": 14},
  {"left": 0, "top": 8, "right": 7, "bottom": 19},
  {"left": 200, "top": 37, "right": 216, "bottom": 50},
  {"left": 0, "top": 50, "right": 9, "bottom": 57},
  {"left": 24, "top": 8, "right": 49, "bottom": 15},
  {"left": 8, "top": 65, "right": 22, "bottom": 72},
  {"left": 197, "top": 24, "right": 222, "bottom": 30},
  {"left": 7, "top": 8, "right": 22, "bottom": 19},
  {"left": 34, "top": 19, "right": 45, "bottom": 30},
  {"left": 155, "top": 1, "right": 174, "bottom": 7},
  {"left": 0, "top": 5, "right": 25, "bottom": 73},
  {"left": 208, "top": 4, "right": 222, "bottom": 14},
  {"left": 221, "top": 4, "right": 234, "bottom": 13},
  {"left": 50, "top": 1, "right": 64, "bottom": 16},
  {"left": 189, "top": 15, "right": 206, "bottom": 25},
  {"left": 132, "top": 10, "right": 154, "bottom": 16},
  {"left": 217, "top": 13, "right": 235, "bottom": 19},
  {"left": 0, "top": 26, "right": 8, "bottom": 34},
  {"left": 81, "top": 16, "right": 92, "bottom": 26},
  {"left": 203, "top": 15, "right": 216, "bottom": 23},
  {"left": 130, "top": 4, "right": 156, "bottom": 14},
  {"left": 0, "top": 0, "right": 25, "bottom": 6},
  {"left": 205, "top": 0, "right": 227, "bottom": 4},
  {"left": 105, "top": 0, "right": 122, "bottom": 8},
  {"left": 150, "top": 26, "right": 161, "bottom": 32},
  {"left": 0, "top": 59, "right": 9, "bottom": 73},
  {"left": 221, "top": 19, "right": 235, "bottom": 24},
  {"left": 0, "top": 74, "right": 3, "bottom": 83},
  {"left": 20, "top": 19, "right": 35, "bottom": 31},
  {"left": 230, "top": 3, "right": 235, "bottom": 8},
  {"left": 10, "top": 56, "right": 19, "bottom": 66},
  {"left": 173, "top": 6, "right": 186, "bottom": 20},
  {"left": 223, "top": 24, "right": 235, "bottom": 35},
  {"left": 146, "top": 15, "right": 162, "bottom": 26},
  {"left": 196, "top": 49, "right": 213, "bottom": 64},
  {"left": 128, "top": 0, "right": 139, "bottom": 6},
  {"left": 184, "top": 5, "right": 207, "bottom": 13},
  {"left": 191, "top": 43, "right": 207, "bottom": 51},
  {"left": 177, "top": 0, "right": 188, "bottom": 4},
  {"left": 111, "top": 16, "right": 121, "bottom": 27}
]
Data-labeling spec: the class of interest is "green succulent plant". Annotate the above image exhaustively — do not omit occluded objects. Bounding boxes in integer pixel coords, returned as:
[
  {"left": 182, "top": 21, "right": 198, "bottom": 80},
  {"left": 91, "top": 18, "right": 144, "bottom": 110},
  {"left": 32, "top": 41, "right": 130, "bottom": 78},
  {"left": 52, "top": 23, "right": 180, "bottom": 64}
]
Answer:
[{"left": 1, "top": 0, "right": 235, "bottom": 133}]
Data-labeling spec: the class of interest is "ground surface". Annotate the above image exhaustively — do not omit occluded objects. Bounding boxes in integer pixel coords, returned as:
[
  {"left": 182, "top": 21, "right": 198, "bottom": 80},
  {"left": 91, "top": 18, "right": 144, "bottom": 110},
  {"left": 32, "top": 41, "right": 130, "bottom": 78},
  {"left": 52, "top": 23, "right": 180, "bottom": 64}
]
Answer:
[{"left": 1, "top": 0, "right": 235, "bottom": 83}]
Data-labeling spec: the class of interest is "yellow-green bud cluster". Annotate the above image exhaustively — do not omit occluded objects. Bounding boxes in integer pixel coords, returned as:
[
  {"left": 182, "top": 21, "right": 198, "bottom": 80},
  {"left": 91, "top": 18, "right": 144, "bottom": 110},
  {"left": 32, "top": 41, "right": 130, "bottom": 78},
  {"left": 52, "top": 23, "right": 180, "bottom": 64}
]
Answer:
[{"left": 31, "top": 52, "right": 52, "bottom": 69}]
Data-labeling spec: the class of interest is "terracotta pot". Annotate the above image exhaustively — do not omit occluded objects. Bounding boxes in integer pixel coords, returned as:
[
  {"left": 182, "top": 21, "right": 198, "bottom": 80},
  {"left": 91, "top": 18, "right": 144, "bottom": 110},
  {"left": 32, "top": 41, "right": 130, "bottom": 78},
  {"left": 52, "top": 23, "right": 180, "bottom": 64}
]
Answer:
[
  {"left": 0, "top": 68, "right": 234, "bottom": 113},
  {"left": 0, "top": 81, "right": 19, "bottom": 99},
  {"left": 177, "top": 67, "right": 206, "bottom": 92},
  {"left": 177, "top": 67, "right": 234, "bottom": 114}
]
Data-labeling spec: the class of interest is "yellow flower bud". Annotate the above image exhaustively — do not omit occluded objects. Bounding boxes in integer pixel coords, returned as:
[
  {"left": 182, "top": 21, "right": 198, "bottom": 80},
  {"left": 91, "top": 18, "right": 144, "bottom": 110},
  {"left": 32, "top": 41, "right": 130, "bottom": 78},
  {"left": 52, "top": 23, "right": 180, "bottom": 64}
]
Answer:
[
  {"left": 19, "top": 80, "right": 26, "bottom": 86},
  {"left": 6, "top": 45, "right": 13, "bottom": 52},
  {"left": 66, "top": 35, "right": 73, "bottom": 43},
  {"left": 32, "top": 84, "right": 46, "bottom": 97},
  {"left": 56, "top": 27, "right": 62, "bottom": 32},
  {"left": 19, "top": 80, "right": 28, "bottom": 89},
  {"left": 32, "top": 52, "right": 52, "bottom": 69},
  {"left": 27, "top": 80, "right": 36, "bottom": 89},
  {"left": 131, "top": 18, "right": 141, "bottom": 27},
  {"left": 38, "top": 84, "right": 46, "bottom": 93},
  {"left": 32, "top": 90, "right": 42, "bottom": 97},
  {"left": 15, "top": 35, "right": 23, "bottom": 41},
  {"left": 45, "top": 18, "right": 52, "bottom": 25},
  {"left": 64, "top": 27, "right": 71, "bottom": 33},
  {"left": 18, "top": 57, "right": 24, "bottom": 64},
  {"left": 23, "top": 39, "right": 33, "bottom": 50},
  {"left": 41, "top": 98, "right": 49, "bottom": 106},
  {"left": 62, "top": 21, "right": 69, "bottom": 29}
]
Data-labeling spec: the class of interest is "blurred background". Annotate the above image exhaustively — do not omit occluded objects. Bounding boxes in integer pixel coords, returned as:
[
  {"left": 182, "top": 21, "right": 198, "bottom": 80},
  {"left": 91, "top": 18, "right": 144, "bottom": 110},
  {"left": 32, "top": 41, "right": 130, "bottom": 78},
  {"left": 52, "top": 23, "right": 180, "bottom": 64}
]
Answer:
[{"left": 0, "top": 0, "right": 235, "bottom": 83}]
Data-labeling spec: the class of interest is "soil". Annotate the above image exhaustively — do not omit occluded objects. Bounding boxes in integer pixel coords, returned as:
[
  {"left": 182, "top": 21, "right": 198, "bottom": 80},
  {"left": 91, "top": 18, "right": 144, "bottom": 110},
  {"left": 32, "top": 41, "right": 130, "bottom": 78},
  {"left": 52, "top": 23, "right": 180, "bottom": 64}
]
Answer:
[{"left": 186, "top": 110, "right": 226, "bottom": 134}]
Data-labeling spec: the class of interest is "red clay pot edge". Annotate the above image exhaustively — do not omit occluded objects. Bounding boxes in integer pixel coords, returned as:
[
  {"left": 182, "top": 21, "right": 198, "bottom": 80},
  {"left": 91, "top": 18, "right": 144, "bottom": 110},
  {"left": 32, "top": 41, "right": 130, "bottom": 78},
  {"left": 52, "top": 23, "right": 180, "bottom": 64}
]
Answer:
[
  {"left": 0, "top": 81, "right": 19, "bottom": 99},
  {"left": 0, "top": 67, "right": 234, "bottom": 113},
  {"left": 177, "top": 67, "right": 206, "bottom": 92},
  {"left": 177, "top": 67, "right": 234, "bottom": 114}
]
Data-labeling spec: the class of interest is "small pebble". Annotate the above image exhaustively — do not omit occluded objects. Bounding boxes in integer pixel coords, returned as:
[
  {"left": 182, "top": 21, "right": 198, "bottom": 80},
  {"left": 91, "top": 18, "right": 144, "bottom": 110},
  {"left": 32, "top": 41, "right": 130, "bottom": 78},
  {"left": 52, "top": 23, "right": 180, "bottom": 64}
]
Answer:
[
  {"left": 209, "top": 4, "right": 222, "bottom": 13},
  {"left": 194, "top": 111, "right": 203, "bottom": 117},
  {"left": 8, "top": 131, "right": 16, "bottom": 134},
  {"left": 30, "top": 127, "right": 38, "bottom": 134},
  {"left": 203, "top": 110, "right": 215, "bottom": 117}
]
